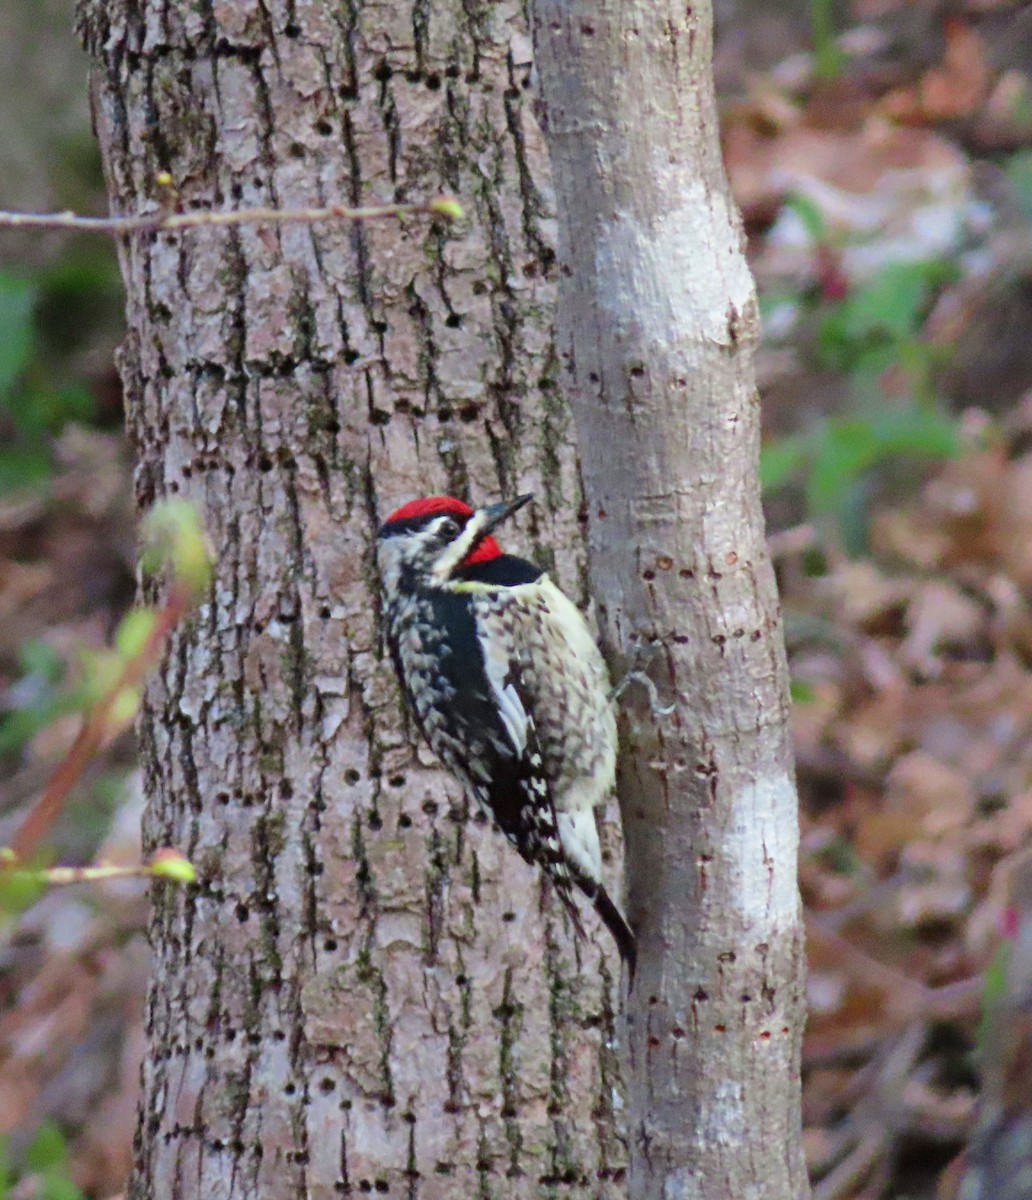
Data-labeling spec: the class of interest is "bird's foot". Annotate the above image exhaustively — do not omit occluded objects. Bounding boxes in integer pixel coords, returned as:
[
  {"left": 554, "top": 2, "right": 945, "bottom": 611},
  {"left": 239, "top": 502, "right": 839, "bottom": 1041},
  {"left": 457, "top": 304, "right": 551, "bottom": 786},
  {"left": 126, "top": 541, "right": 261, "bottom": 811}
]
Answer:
[{"left": 610, "top": 640, "right": 676, "bottom": 717}]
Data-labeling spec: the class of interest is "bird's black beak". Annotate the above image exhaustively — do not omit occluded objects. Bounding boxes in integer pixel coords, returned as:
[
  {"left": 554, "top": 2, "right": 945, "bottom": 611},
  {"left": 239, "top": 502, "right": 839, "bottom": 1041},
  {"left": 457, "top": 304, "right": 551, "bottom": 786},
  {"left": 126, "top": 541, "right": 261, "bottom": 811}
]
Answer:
[{"left": 479, "top": 493, "right": 533, "bottom": 534}]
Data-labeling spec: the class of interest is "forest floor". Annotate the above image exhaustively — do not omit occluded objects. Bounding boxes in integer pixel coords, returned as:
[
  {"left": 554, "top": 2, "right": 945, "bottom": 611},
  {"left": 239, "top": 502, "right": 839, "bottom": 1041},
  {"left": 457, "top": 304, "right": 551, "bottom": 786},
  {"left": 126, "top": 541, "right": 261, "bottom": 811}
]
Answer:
[{"left": 3, "top": 1, "right": 1032, "bottom": 1197}]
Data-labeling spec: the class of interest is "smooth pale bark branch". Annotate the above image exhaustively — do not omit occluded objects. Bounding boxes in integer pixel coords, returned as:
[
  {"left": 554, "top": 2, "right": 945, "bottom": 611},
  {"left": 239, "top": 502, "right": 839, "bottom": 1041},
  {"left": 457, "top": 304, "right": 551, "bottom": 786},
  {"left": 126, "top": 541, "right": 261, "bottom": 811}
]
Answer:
[
  {"left": 532, "top": 3, "right": 810, "bottom": 1199},
  {"left": 77, "top": 1, "right": 630, "bottom": 1196}
]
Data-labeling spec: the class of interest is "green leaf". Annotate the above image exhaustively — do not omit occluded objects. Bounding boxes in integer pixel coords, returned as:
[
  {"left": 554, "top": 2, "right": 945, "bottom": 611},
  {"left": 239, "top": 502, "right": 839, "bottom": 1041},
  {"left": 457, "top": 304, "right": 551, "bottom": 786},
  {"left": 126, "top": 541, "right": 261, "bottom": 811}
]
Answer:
[
  {"left": 867, "top": 405, "right": 960, "bottom": 459},
  {"left": 805, "top": 419, "right": 879, "bottom": 513},
  {"left": 760, "top": 433, "right": 812, "bottom": 493},
  {"left": 817, "top": 259, "right": 959, "bottom": 373},
  {"left": 140, "top": 498, "right": 212, "bottom": 596},
  {"left": 833, "top": 475, "right": 874, "bottom": 558},
  {"left": 803, "top": 407, "right": 959, "bottom": 517},
  {"left": 36, "top": 247, "right": 121, "bottom": 303},
  {"left": 0, "top": 275, "right": 35, "bottom": 399},
  {"left": 1005, "top": 149, "right": 1032, "bottom": 228},
  {"left": 842, "top": 265, "right": 929, "bottom": 340},
  {"left": 42, "top": 1174, "right": 84, "bottom": 1200},
  {"left": 18, "top": 639, "right": 66, "bottom": 685},
  {"left": 0, "top": 638, "right": 80, "bottom": 761},
  {"left": 849, "top": 261, "right": 956, "bottom": 339},
  {"left": 150, "top": 849, "right": 198, "bottom": 884},
  {"left": 0, "top": 446, "right": 51, "bottom": 496},
  {"left": 783, "top": 192, "right": 827, "bottom": 242},
  {"left": 428, "top": 195, "right": 465, "bottom": 222},
  {"left": 107, "top": 685, "right": 142, "bottom": 731},
  {"left": 978, "top": 937, "right": 1012, "bottom": 1057},
  {"left": 0, "top": 707, "right": 68, "bottom": 760},
  {"left": 815, "top": 836, "right": 863, "bottom": 876},
  {"left": 0, "top": 1135, "right": 10, "bottom": 1200},
  {"left": 4, "top": 381, "right": 94, "bottom": 438},
  {"left": 25, "top": 1121, "right": 67, "bottom": 1174},
  {"left": 51, "top": 382, "right": 95, "bottom": 427},
  {"left": 845, "top": 342, "right": 903, "bottom": 388},
  {"left": 0, "top": 710, "right": 46, "bottom": 760},
  {"left": 115, "top": 608, "right": 158, "bottom": 662},
  {"left": 811, "top": 0, "right": 845, "bottom": 79},
  {"left": 790, "top": 678, "right": 816, "bottom": 704},
  {"left": 77, "top": 647, "right": 123, "bottom": 707},
  {"left": 0, "top": 864, "right": 46, "bottom": 918}
]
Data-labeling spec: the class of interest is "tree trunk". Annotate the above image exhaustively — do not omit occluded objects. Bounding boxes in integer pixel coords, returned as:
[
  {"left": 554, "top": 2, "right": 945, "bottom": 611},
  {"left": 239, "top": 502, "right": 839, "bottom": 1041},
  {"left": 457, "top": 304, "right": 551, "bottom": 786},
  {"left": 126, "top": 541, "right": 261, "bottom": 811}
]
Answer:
[
  {"left": 77, "top": 2, "right": 629, "bottom": 1195},
  {"left": 532, "top": 4, "right": 809, "bottom": 1199}
]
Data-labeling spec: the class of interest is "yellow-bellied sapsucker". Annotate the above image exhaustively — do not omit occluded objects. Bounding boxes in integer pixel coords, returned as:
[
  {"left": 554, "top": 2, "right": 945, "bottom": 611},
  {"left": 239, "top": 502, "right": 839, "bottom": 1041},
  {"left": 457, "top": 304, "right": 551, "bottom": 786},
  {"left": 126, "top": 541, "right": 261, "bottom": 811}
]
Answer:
[{"left": 377, "top": 493, "right": 636, "bottom": 974}]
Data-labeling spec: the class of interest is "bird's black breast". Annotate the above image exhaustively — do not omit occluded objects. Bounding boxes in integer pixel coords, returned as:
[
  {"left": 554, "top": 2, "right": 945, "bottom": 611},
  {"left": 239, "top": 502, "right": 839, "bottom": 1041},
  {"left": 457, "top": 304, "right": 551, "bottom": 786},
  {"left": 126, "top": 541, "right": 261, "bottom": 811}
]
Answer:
[{"left": 452, "top": 553, "right": 543, "bottom": 587}]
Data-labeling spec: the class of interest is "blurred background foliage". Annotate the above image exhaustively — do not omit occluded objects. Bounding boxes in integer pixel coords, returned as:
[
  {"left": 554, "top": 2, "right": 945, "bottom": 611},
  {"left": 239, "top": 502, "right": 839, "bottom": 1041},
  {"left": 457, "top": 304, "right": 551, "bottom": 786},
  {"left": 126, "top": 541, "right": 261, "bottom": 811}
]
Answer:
[
  {"left": 0, "top": 252, "right": 123, "bottom": 495},
  {"left": 2, "top": 0, "right": 1032, "bottom": 1197},
  {"left": 0, "top": 6, "right": 141, "bottom": 1193}
]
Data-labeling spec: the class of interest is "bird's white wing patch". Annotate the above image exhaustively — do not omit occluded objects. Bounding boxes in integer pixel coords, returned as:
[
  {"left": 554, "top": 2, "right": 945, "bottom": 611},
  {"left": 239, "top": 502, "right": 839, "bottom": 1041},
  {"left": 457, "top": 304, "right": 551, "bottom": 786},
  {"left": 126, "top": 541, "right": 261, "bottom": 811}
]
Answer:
[
  {"left": 556, "top": 809, "right": 602, "bottom": 884},
  {"left": 477, "top": 631, "right": 529, "bottom": 755}
]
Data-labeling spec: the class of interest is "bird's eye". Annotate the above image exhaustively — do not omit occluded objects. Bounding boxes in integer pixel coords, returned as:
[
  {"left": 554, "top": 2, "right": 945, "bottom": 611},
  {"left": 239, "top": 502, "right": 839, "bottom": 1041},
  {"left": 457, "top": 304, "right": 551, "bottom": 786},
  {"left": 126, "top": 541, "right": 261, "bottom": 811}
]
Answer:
[{"left": 439, "top": 518, "right": 459, "bottom": 538}]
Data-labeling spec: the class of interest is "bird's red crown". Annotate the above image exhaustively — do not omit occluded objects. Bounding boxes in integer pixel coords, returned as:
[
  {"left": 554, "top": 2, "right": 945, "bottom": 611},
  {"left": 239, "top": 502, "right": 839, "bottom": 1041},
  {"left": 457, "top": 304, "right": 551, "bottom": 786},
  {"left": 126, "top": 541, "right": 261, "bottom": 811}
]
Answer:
[
  {"left": 381, "top": 495, "right": 503, "bottom": 566},
  {"left": 383, "top": 495, "right": 474, "bottom": 524}
]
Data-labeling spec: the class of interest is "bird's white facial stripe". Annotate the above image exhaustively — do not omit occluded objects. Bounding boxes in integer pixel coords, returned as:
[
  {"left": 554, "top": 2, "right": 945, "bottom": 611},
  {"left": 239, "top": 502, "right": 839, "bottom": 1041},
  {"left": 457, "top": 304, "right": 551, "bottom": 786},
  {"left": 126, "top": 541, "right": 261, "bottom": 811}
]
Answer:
[{"left": 431, "top": 510, "right": 491, "bottom": 582}]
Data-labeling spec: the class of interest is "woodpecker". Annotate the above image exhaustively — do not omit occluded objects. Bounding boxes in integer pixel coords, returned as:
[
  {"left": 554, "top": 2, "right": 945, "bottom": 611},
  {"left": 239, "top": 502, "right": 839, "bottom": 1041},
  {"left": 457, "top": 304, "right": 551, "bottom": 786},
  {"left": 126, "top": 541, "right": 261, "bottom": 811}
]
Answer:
[{"left": 377, "top": 493, "right": 636, "bottom": 975}]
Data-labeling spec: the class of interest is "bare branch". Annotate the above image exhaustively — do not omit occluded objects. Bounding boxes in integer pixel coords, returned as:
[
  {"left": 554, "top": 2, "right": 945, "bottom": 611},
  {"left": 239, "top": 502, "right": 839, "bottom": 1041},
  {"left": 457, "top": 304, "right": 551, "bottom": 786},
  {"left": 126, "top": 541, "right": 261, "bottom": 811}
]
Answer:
[
  {"left": 0, "top": 849, "right": 196, "bottom": 887},
  {"left": 0, "top": 195, "right": 464, "bottom": 237}
]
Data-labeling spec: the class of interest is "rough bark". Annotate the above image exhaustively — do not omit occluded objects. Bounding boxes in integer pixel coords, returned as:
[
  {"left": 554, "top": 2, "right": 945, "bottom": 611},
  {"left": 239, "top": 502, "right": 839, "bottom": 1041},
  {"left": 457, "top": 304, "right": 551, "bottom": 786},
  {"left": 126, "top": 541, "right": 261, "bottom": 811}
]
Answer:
[
  {"left": 77, "top": 2, "right": 629, "bottom": 1196},
  {"left": 532, "top": 4, "right": 809, "bottom": 1199}
]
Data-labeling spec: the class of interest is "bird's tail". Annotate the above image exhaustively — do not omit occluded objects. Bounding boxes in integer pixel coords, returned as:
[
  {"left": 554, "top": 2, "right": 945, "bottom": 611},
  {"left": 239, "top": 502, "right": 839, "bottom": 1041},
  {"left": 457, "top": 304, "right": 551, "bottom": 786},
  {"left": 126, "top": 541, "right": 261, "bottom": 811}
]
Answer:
[
  {"left": 593, "top": 886, "right": 637, "bottom": 983},
  {"left": 551, "top": 873, "right": 637, "bottom": 982}
]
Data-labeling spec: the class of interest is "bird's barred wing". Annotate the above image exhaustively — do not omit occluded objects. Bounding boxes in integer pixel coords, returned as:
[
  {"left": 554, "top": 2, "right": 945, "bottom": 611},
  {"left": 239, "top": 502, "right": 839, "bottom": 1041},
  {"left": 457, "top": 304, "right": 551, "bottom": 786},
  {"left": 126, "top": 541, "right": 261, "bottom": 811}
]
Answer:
[
  {"left": 467, "top": 655, "right": 627, "bottom": 960},
  {"left": 387, "top": 593, "right": 566, "bottom": 874},
  {"left": 387, "top": 589, "right": 590, "bottom": 934},
  {"left": 471, "top": 650, "right": 574, "bottom": 886}
]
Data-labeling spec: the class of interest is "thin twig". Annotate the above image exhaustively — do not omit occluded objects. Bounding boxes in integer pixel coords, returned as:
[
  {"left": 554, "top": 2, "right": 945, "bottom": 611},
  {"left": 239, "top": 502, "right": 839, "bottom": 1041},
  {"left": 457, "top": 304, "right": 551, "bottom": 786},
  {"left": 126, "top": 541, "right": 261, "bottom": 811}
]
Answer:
[
  {"left": 767, "top": 522, "right": 819, "bottom": 559},
  {"left": 0, "top": 196, "right": 462, "bottom": 237},
  {"left": 811, "top": 1022, "right": 925, "bottom": 1200},
  {"left": 812, "top": 1129, "right": 888, "bottom": 1200},
  {"left": 6, "top": 585, "right": 191, "bottom": 863},
  {"left": 5, "top": 858, "right": 178, "bottom": 887},
  {"left": 807, "top": 915, "right": 982, "bottom": 1023}
]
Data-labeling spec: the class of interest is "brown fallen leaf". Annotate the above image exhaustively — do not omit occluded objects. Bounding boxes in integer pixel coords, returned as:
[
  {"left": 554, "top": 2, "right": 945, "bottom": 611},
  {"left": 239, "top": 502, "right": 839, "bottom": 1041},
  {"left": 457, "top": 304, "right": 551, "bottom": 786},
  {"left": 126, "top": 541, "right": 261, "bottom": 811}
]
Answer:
[
  {"left": 881, "top": 19, "right": 991, "bottom": 123},
  {"left": 901, "top": 581, "right": 986, "bottom": 676}
]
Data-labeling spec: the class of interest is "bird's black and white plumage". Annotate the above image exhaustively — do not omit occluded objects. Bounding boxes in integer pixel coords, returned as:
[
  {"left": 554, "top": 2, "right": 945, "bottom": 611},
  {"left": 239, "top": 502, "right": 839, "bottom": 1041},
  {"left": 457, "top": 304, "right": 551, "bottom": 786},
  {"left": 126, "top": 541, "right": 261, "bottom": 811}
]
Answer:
[{"left": 377, "top": 493, "right": 635, "bottom": 974}]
